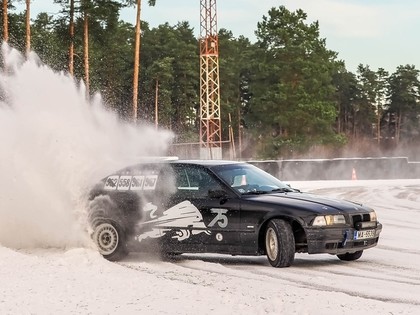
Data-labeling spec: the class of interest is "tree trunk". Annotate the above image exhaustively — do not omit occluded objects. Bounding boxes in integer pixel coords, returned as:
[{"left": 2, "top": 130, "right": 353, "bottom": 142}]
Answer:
[
  {"left": 25, "top": 0, "right": 31, "bottom": 56},
  {"left": 155, "top": 78, "right": 158, "bottom": 129},
  {"left": 83, "top": 10, "right": 90, "bottom": 96},
  {"left": 237, "top": 105, "right": 242, "bottom": 159},
  {"left": 3, "top": 0, "right": 8, "bottom": 42},
  {"left": 396, "top": 110, "right": 402, "bottom": 144},
  {"left": 337, "top": 102, "right": 341, "bottom": 134},
  {"left": 132, "top": 0, "right": 142, "bottom": 122},
  {"left": 69, "top": 0, "right": 75, "bottom": 76},
  {"left": 377, "top": 106, "right": 381, "bottom": 145},
  {"left": 344, "top": 107, "right": 348, "bottom": 135},
  {"left": 352, "top": 109, "right": 356, "bottom": 139}
]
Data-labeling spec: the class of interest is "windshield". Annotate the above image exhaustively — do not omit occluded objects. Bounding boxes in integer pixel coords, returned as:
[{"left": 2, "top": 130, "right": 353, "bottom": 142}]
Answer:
[{"left": 211, "top": 163, "right": 295, "bottom": 195}]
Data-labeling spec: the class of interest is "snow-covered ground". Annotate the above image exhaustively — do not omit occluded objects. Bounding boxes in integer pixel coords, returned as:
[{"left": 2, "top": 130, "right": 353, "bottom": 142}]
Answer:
[{"left": 1, "top": 179, "right": 419, "bottom": 315}]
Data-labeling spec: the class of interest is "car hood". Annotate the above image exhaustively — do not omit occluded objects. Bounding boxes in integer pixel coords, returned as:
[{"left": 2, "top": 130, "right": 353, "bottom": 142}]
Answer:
[{"left": 244, "top": 192, "right": 369, "bottom": 214}]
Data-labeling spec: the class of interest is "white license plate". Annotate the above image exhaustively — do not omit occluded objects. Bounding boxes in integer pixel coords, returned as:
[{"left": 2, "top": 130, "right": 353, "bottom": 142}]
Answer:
[{"left": 354, "top": 229, "right": 376, "bottom": 240}]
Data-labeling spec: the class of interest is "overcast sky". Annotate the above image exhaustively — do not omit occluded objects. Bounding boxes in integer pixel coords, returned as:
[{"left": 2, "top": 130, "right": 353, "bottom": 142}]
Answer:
[{"left": 16, "top": 0, "right": 420, "bottom": 74}]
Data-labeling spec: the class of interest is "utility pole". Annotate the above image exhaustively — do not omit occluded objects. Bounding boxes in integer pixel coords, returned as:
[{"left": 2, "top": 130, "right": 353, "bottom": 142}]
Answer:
[{"left": 199, "top": 0, "right": 222, "bottom": 159}]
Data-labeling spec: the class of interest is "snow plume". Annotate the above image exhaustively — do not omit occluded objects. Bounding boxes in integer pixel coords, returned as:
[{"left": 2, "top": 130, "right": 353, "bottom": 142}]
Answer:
[{"left": 0, "top": 44, "right": 173, "bottom": 249}]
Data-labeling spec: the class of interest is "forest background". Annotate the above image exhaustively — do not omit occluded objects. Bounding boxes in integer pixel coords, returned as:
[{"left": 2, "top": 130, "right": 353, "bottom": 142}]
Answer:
[{"left": 2, "top": 0, "right": 420, "bottom": 160}]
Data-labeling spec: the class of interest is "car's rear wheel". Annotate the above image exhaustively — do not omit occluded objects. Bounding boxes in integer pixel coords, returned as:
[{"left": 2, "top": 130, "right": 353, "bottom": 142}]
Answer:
[
  {"left": 265, "top": 219, "right": 295, "bottom": 267},
  {"left": 92, "top": 219, "right": 128, "bottom": 261},
  {"left": 337, "top": 250, "right": 363, "bottom": 261},
  {"left": 88, "top": 196, "right": 129, "bottom": 261}
]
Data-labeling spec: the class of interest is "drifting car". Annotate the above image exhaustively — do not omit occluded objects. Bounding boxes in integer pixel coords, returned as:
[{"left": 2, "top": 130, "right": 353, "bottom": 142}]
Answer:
[{"left": 87, "top": 159, "right": 382, "bottom": 267}]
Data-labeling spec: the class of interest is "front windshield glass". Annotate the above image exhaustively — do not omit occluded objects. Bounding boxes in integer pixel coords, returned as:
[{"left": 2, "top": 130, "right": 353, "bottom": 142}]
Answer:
[{"left": 212, "top": 163, "right": 294, "bottom": 194}]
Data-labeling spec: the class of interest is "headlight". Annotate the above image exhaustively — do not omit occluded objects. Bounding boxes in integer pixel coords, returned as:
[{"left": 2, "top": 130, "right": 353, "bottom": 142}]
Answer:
[
  {"left": 369, "top": 211, "right": 377, "bottom": 222},
  {"left": 312, "top": 214, "right": 346, "bottom": 226}
]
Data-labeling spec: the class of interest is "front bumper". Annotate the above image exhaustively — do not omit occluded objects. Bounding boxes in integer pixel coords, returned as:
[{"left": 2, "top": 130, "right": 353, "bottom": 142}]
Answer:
[{"left": 304, "top": 222, "right": 383, "bottom": 255}]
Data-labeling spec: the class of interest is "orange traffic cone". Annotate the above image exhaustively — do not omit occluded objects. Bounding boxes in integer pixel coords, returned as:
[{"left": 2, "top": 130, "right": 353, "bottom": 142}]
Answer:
[{"left": 351, "top": 168, "right": 357, "bottom": 180}]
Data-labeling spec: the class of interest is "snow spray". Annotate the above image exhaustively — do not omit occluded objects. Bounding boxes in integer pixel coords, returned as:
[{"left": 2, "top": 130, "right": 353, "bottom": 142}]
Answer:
[{"left": 0, "top": 44, "right": 173, "bottom": 249}]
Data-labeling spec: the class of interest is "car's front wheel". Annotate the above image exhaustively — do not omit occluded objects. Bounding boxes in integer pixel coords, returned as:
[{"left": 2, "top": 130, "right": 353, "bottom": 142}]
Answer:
[
  {"left": 265, "top": 219, "right": 295, "bottom": 267},
  {"left": 337, "top": 250, "right": 363, "bottom": 261},
  {"left": 92, "top": 219, "right": 128, "bottom": 261}
]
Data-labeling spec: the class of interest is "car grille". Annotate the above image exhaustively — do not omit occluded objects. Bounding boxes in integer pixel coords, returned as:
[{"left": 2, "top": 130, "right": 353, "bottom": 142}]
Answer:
[{"left": 351, "top": 213, "right": 371, "bottom": 226}]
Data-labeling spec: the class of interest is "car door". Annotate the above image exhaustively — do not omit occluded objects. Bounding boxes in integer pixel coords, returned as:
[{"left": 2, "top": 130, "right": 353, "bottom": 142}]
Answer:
[{"left": 169, "top": 164, "right": 241, "bottom": 249}]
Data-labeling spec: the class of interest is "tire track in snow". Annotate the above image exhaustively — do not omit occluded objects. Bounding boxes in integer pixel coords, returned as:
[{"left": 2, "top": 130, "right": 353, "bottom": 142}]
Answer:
[
  {"left": 119, "top": 254, "right": 420, "bottom": 307},
  {"left": 376, "top": 244, "right": 420, "bottom": 256},
  {"left": 241, "top": 265, "right": 420, "bottom": 306},
  {"left": 206, "top": 254, "right": 420, "bottom": 307}
]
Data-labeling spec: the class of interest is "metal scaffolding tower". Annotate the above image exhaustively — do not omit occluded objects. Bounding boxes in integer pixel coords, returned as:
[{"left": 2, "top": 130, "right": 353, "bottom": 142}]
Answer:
[{"left": 199, "top": 0, "right": 222, "bottom": 159}]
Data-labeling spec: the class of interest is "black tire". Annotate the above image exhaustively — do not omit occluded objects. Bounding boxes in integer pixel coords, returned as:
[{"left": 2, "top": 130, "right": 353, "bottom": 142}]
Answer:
[
  {"left": 92, "top": 218, "right": 128, "bottom": 261},
  {"left": 337, "top": 250, "right": 363, "bottom": 261},
  {"left": 265, "top": 219, "right": 295, "bottom": 267},
  {"left": 88, "top": 196, "right": 128, "bottom": 261},
  {"left": 87, "top": 196, "right": 116, "bottom": 227}
]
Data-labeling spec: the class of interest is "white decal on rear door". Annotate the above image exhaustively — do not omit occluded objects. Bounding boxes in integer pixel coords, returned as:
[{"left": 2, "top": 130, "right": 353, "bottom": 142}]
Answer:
[{"left": 136, "top": 201, "right": 210, "bottom": 242}]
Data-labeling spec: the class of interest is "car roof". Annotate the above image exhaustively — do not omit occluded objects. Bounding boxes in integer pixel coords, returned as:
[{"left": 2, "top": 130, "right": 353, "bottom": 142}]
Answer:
[
  {"left": 170, "top": 159, "right": 244, "bottom": 166},
  {"left": 121, "top": 159, "right": 245, "bottom": 170},
  {"left": 113, "top": 157, "right": 246, "bottom": 172}
]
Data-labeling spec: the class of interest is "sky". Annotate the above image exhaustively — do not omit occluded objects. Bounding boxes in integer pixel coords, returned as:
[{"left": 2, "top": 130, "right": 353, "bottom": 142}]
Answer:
[{"left": 14, "top": 0, "right": 420, "bottom": 74}]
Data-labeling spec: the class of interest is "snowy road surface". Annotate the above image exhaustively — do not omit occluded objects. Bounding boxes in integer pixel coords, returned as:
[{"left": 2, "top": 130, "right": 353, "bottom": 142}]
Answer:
[{"left": 1, "top": 179, "right": 419, "bottom": 314}]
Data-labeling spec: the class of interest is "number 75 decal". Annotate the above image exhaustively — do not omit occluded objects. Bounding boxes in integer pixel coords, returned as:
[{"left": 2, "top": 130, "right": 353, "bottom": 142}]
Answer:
[{"left": 208, "top": 208, "right": 228, "bottom": 228}]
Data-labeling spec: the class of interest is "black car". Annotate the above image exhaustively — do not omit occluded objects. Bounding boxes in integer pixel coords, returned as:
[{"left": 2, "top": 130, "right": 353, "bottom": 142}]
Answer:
[{"left": 87, "top": 159, "right": 382, "bottom": 267}]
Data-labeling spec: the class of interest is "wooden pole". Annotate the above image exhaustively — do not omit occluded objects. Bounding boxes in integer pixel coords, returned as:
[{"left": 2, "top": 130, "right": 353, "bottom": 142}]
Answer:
[
  {"left": 83, "top": 11, "right": 90, "bottom": 96},
  {"left": 132, "top": 0, "right": 142, "bottom": 122},
  {"left": 25, "top": 0, "right": 31, "bottom": 56},
  {"left": 3, "top": 0, "right": 8, "bottom": 43},
  {"left": 155, "top": 79, "right": 159, "bottom": 129},
  {"left": 69, "top": 0, "right": 75, "bottom": 75}
]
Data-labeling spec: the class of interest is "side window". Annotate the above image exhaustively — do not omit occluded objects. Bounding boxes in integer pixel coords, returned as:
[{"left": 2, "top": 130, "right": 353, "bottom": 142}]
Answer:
[
  {"left": 175, "top": 167, "right": 200, "bottom": 191},
  {"left": 174, "top": 165, "right": 222, "bottom": 197},
  {"left": 195, "top": 168, "right": 222, "bottom": 196}
]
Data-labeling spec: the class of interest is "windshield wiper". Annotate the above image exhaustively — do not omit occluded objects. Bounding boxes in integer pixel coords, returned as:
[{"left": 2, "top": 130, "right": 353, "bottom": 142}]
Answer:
[
  {"left": 270, "top": 187, "right": 296, "bottom": 193},
  {"left": 241, "top": 190, "right": 268, "bottom": 195}
]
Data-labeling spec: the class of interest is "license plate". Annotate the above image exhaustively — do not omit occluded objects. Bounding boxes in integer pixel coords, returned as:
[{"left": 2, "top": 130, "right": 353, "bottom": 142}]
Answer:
[{"left": 354, "top": 229, "right": 376, "bottom": 240}]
